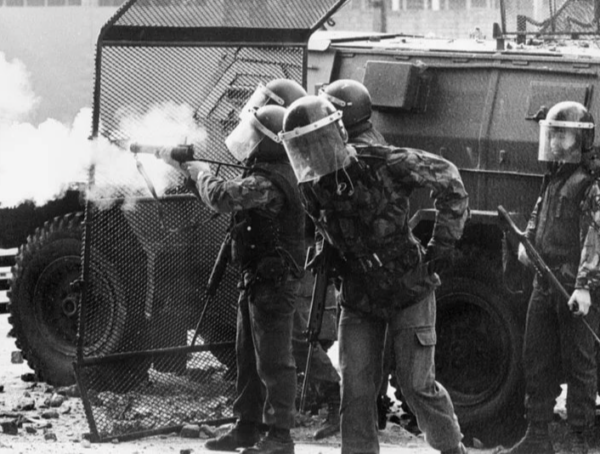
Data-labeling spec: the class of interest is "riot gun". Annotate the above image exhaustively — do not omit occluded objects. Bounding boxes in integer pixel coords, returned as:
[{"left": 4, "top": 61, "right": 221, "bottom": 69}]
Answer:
[
  {"left": 300, "top": 240, "right": 335, "bottom": 413},
  {"left": 129, "top": 142, "right": 249, "bottom": 172},
  {"left": 498, "top": 205, "right": 600, "bottom": 345},
  {"left": 128, "top": 143, "right": 249, "bottom": 230}
]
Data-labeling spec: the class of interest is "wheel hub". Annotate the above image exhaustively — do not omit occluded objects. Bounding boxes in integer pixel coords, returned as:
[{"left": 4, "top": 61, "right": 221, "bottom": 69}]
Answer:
[{"left": 61, "top": 294, "right": 79, "bottom": 317}]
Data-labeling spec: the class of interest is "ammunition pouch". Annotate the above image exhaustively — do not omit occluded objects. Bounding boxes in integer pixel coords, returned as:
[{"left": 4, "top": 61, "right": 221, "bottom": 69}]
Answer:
[
  {"left": 339, "top": 240, "right": 436, "bottom": 320},
  {"left": 344, "top": 238, "right": 420, "bottom": 276}
]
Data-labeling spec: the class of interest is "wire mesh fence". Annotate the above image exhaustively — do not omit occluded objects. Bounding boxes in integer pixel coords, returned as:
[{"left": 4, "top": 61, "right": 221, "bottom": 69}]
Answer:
[
  {"left": 75, "top": 0, "right": 344, "bottom": 442},
  {"left": 501, "top": 0, "right": 600, "bottom": 36}
]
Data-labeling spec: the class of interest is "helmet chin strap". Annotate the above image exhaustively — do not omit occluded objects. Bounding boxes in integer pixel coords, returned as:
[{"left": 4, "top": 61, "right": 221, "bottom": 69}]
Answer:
[
  {"left": 335, "top": 153, "right": 356, "bottom": 196},
  {"left": 340, "top": 124, "right": 349, "bottom": 144}
]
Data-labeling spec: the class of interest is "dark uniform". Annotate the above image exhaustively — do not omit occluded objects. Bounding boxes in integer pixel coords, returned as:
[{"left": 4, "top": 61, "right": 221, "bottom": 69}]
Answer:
[
  {"left": 196, "top": 163, "right": 305, "bottom": 433},
  {"left": 512, "top": 164, "right": 600, "bottom": 453},
  {"left": 498, "top": 101, "right": 600, "bottom": 454},
  {"left": 177, "top": 101, "right": 305, "bottom": 454}
]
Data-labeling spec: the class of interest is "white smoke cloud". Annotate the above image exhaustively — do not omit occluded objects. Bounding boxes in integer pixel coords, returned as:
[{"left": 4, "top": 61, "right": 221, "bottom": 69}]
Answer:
[
  {"left": 0, "top": 50, "right": 207, "bottom": 209},
  {"left": 0, "top": 52, "right": 38, "bottom": 122},
  {"left": 0, "top": 109, "right": 94, "bottom": 208},
  {"left": 0, "top": 50, "right": 94, "bottom": 208}
]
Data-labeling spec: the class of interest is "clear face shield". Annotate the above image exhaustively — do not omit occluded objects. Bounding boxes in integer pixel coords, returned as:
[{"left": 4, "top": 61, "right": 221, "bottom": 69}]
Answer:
[
  {"left": 538, "top": 119, "right": 593, "bottom": 163},
  {"left": 280, "top": 110, "right": 351, "bottom": 183},
  {"left": 225, "top": 110, "right": 281, "bottom": 162},
  {"left": 239, "top": 83, "right": 285, "bottom": 118}
]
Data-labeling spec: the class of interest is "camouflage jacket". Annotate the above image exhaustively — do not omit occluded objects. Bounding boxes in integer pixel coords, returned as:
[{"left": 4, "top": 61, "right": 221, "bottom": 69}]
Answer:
[
  {"left": 300, "top": 144, "right": 469, "bottom": 318},
  {"left": 197, "top": 172, "right": 284, "bottom": 215}
]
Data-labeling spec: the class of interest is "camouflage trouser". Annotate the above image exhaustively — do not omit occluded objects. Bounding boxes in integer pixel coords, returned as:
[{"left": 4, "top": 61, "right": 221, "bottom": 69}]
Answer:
[
  {"left": 292, "top": 271, "right": 340, "bottom": 385},
  {"left": 233, "top": 275, "right": 299, "bottom": 429}
]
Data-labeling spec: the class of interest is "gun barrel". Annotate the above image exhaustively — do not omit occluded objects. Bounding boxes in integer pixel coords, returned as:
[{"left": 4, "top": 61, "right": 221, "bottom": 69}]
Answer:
[
  {"left": 130, "top": 143, "right": 195, "bottom": 163},
  {"left": 129, "top": 143, "right": 164, "bottom": 156}
]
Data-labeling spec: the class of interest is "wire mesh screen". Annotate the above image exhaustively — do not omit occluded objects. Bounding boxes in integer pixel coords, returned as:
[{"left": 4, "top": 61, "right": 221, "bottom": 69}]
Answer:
[
  {"left": 501, "top": 0, "right": 600, "bottom": 36},
  {"left": 112, "top": 0, "right": 341, "bottom": 29},
  {"left": 77, "top": 29, "right": 306, "bottom": 443}
]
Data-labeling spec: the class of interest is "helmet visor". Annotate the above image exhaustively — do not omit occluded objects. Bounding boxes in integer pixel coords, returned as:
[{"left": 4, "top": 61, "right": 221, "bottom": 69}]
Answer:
[
  {"left": 280, "top": 110, "right": 350, "bottom": 182},
  {"left": 538, "top": 119, "right": 592, "bottom": 163},
  {"left": 239, "top": 83, "right": 285, "bottom": 118},
  {"left": 225, "top": 115, "right": 264, "bottom": 162}
]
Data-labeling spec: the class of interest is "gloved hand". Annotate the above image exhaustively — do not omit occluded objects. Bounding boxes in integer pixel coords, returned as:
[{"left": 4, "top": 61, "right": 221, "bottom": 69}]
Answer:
[
  {"left": 181, "top": 161, "right": 211, "bottom": 181},
  {"left": 424, "top": 241, "right": 454, "bottom": 275},
  {"left": 568, "top": 288, "right": 591, "bottom": 316},
  {"left": 517, "top": 243, "right": 532, "bottom": 268}
]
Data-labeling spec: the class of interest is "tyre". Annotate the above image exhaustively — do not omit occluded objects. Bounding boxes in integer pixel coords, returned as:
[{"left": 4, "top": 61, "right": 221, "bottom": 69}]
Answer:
[
  {"left": 434, "top": 276, "right": 526, "bottom": 447},
  {"left": 8, "top": 213, "right": 126, "bottom": 387}
]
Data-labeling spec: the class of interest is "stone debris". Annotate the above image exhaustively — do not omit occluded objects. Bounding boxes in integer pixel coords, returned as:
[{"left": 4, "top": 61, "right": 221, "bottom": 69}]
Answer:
[
  {"left": 15, "top": 397, "right": 35, "bottom": 411},
  {"left": 20, "top": 372, "right": 37, "bottom": 382},
  {"left": 57, "top": 384, "right": 81, "bottom": 398},
  {"left": 41, "top": 409, "right": 59, "bottom": 419},
  {"left": 199, "top": 424, "right": 216, "bottom": 438},
  {"left": 47, "top": 393, "right": 65, "bottom": 408},
  {"left": 10, "top": 351, "right": 23, "bottom": 364},
  {"left": 0, "top": 418, "right": 18, "bottom": 435},
  {"left": 180, "top": 423, "right": 200, "bottom": 438},
  {"left": 43, "top": 430, "right": 57, "bottom": 441}
]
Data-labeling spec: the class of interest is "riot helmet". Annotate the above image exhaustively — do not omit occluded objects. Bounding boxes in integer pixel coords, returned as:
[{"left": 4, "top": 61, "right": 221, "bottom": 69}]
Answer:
[
  {"left": 240, "top": 78, "right": 307, "bottom": 117},
  {"left": 280, "top": 95, "right": 352, "bottom": 183},
  {"left": 226, "top": 104, "right": 286, "bottom": 163},
  {"left": 538, "top": 101, "right": 595, "bottom": 164},
  {"left": 318, "top": 79, "right": 372, "bottom": 129}
]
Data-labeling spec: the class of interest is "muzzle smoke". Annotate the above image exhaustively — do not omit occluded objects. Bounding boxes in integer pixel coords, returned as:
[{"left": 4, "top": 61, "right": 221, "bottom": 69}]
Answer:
[{"left": 0, "top": 52, "right": 207, "bottom": 209}]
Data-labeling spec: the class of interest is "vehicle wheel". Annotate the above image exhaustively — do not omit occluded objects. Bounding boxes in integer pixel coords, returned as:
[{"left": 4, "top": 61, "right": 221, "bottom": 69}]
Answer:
[
  {"left": 435, "top": 276, "right": 526, "bottom": 447},
  {"left": 8, "top": 213, "right": 126, "bottom": 387}
]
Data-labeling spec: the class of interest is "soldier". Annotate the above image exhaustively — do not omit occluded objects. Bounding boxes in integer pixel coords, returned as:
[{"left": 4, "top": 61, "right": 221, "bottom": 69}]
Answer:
[
  {"left": 318, "top": 78, "right": 387, "bottom": 146},
  {"left": 242, "top": 78, "right": 342, "bottom": 440},
  {"left": 314, "top": 78, "right": 392, "bottom": 435},
  {"left": 497, "top": 101, "right": 600, "bottom": 454},
  {"left": 280, "top": 95, "right": 469, "bottom": 454},
  {"left": 162, "top": 104, "right": 304, "bottom": 454}
]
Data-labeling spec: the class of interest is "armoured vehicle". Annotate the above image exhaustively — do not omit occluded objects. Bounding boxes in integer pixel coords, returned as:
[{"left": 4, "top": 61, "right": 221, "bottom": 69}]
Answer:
[{"left": 3, "top": 0, "right": 600, "bottom": 446}]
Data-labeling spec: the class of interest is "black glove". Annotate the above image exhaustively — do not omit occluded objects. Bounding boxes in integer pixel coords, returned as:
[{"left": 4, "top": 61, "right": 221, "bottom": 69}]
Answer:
[{"left": 424, "top": 241, "right": 455, "bottom": 275}]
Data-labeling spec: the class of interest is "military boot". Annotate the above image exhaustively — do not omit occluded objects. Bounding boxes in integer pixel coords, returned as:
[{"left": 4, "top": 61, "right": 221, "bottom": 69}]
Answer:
[
  {"left": 205, "top": 420, "right": 261, "bottom": 451},
  {"left": 495, "top": 422, "right": 554, "bottom": 454},
  {"left": 313, "top": 382, "right": 340, "bottom": 440},
  {"left": 241, "top": 427, "right": 294, "bottom": 454},
  {"left": 376, "top": 393, "right": 392, "bottom": 430}
]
